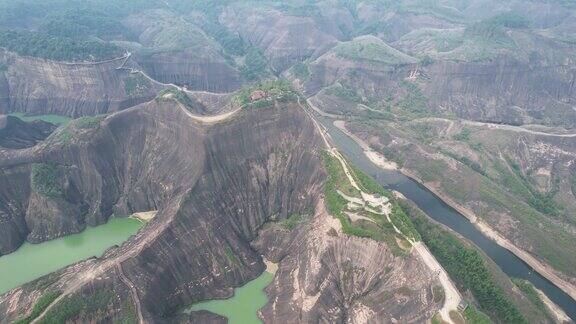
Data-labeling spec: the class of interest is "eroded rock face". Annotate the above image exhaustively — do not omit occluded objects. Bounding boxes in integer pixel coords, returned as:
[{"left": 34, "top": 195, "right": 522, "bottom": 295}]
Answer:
[
  {"left": 0, "top": 99, "right": 325, "bottom": 321},
  {"left": 0, "top": 51, "right": 161, "bottom": 117},
  {"left": 423, "top": 59, "right": 576, "bottom": 128},
  {"left": 0, "top": 98, "right": 441, "bottom": 323},
  {"left": 254, "top": 202, "right": 439, "bottom": 323},
  {"left": 0, "top": 116, "right": 56, "bottom": 149}
]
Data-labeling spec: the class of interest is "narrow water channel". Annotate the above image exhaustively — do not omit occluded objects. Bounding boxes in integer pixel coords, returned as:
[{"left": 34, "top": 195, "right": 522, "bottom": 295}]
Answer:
[
  {"left": 0, "top": 217, "right": 142, "bottom": 295},
  {"left": 317, "top": 115, "right": 576, "bottom": 320}
]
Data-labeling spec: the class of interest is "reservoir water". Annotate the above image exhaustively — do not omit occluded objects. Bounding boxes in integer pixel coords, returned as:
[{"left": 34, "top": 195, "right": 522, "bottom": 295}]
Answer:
[
  {"left": 317, "top": 115, "right": 576, "bottom": 320},
  {"left": 0, "top": 217, "right": 142, "bottom": 295},
  {"left": 184, "top": 271, "right": 274, "bottom": 323}
]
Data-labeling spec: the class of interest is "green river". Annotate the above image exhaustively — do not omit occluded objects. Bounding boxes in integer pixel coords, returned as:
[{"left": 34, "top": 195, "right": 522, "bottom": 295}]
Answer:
[
  {"left": 185, "top": 270, "right": 275, "bottom": 324},
  {"left": 0, "top": 218, "right": 142, "bottom": 295}
]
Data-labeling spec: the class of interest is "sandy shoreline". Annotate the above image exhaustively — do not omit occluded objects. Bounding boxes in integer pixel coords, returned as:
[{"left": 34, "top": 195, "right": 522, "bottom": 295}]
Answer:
[
  {"left": 263, "top": 258, "right": 278, "bottom": 274},
  {"left": 534, "top": 287, "right": 571, "bottom": 323},
  {"left": 335, "top": 119, "right": 576, "bottom": 304}
]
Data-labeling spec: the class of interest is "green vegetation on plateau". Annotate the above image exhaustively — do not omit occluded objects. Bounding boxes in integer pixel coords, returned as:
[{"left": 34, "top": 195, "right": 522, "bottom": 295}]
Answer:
[
  {"left": 156, "top": 88, "right": 197, "bottom": 111},
  {"left": 0, "top": 29, "right": 123, "bottom": 62},
  {"left": 405, "top": 202, "right": 526, "bottom": 323},
  {"left": 15, "top": 291, "right": 61, "bottom": 324},
  {"left": 31, "top": 163, "right": 62, "bottom": 199},
  {"left": 39, "top": 9, "right": 125, "bottom": 39},
  {"left": 74, "top": 116, "right": 104, "bottom": 129},
  {"left": 234, "top": 80, "right": 298, "bottom": 109},
  {"left": 333, "top": 36, "right": 416, "bottom": 65}
]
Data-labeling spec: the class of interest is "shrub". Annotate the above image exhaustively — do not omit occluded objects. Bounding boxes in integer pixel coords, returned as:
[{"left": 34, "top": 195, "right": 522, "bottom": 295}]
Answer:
[
  {"left": 31, "top": 163, "right": 62, "bottom": 198},
  {"left": 15, "top": 291, "right": 61, "bottom": 324}
]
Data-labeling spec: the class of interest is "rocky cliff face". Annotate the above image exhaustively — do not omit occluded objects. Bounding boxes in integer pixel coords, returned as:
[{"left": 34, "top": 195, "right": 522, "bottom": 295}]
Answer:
[
  {"left": 0, "top": 116, "right": 55, "bottom": 149},
  {"left": 0, "top": 98, "right": 323, "bottom": 319},
  {"left": 254, "top": 201, "right": 439, "bottom": 323},
  {"left": 0, "top": 51, "right": 162, "bottom": 117},
  {"left": 423, "top": 59, "right": 576, "bottom": 128},
  {"left": 0, "top": 98, "right": 441, "bottom": 323}
]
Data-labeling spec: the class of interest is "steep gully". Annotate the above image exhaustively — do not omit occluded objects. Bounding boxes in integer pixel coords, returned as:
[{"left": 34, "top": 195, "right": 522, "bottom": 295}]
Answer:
[
  {"left": 308, "top": 103, "right": 576, "bottom": 320},
  {"left": 27, "top": 102, "right": 242, "bottom": 323}
]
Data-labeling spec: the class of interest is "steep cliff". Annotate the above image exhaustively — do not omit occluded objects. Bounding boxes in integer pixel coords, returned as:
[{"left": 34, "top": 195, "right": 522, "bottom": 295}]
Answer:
[
  {"left": 0, "top": 115, "right": 55, "bottom": 149},
  {"left": 0, "top": 97, "right": 441, "bottom": 323},
  {"left": 0, "top": 51, "right": 162, "bottom": 118}
]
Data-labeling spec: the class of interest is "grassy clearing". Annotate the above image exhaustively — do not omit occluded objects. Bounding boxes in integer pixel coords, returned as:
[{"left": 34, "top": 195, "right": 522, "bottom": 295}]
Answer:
[
  {"left": 9, "top": 113, "right": 72, "bottom": 126},
  {"left": 15, "top": 291, "right": 61, "bottom": 324}
]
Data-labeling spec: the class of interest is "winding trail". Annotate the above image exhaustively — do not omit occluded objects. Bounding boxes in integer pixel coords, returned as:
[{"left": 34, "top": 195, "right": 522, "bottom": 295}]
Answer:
[
  {"left": 116, "top": 264, "right": 145, "bottom": 324},
  {"left": 30, "top": 195, "right": 185, "bottom": 323},
  {"left": 299, "top": 98, "right": 462, "bottom": 324},
  {"left": 120, "top": 53, "right": 241, "bottom": 124},
  {"left": 333, "top": 117, "right": 576, "bottom": 305},
  {"left": 421, "top": 117, "right": 576, "bottom": 138}
]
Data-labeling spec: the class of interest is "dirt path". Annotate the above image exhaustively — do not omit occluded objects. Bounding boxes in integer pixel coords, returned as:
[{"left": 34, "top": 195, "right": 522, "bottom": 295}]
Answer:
[
  {"left": 31, "top": 195, "right": 184, "bottom": 323},
  {"left": 420, "top": 117, "right": 576, "bottom": 138},
  {"left": 302, "top": 102, "right": 461, "bottom": 323},
  {"left": 335, "top": 119, "right": 576, "bottom": 304},
  {"left": 116, "top": 264, "right": 145, "bottom": 324},
  {"left": 413, "top": 243, "right": 461, "bottom": 324},
  {"left": 534, "top": 287, "right": 571, "bottom": 323},
  {"left": 178, "top": 104, "right": 241, "bottom": 124}
]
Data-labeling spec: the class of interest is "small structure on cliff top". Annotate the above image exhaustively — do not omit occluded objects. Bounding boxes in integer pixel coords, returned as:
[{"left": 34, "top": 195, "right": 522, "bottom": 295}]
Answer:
[{"left": 250, "top": 90, "right": 266, "bottom": 101}]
